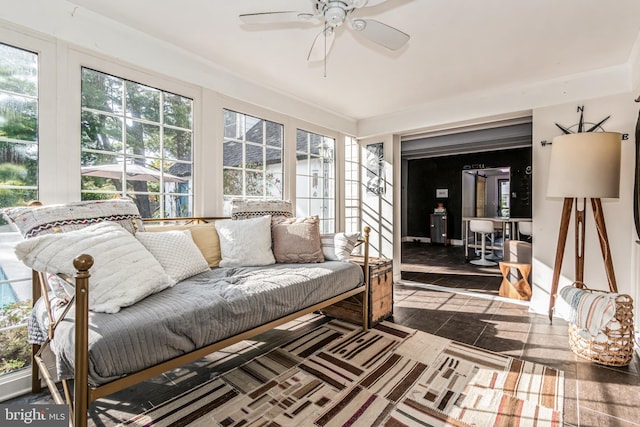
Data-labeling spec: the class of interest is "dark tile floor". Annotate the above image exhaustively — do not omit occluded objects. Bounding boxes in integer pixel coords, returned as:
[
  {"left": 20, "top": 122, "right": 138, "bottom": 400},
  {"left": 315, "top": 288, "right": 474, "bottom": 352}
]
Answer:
[
  {"left": 9, "top": 242, "right": 640, "bottom": 426},
  {"left": 400, "top": 242, "right": 640, "bottom": 427}
]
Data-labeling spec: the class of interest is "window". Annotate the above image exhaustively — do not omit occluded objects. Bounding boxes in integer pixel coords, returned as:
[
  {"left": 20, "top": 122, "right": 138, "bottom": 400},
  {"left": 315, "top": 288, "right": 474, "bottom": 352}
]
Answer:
[
  {"left": 344, "top": 136, "right": 360, "bottom": 234},
  {"left": 0, "top": 42, "right": 39, "bottom": 378},
  {"left": 223, "top": 109, "right": 284, "bottom": 204},
  {"left": 80, "top": 68, "right": 194, "bottom": 218},
  {"left": 498, "top": 178, "right": 510, "bottom": 217},
  {"left": 296, "top": 129, "right": 335, "bottom": 233}
]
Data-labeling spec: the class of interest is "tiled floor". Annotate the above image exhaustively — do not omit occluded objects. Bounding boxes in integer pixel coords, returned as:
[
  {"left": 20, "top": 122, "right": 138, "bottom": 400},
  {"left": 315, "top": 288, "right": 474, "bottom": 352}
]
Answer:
[
  {"left": 8, "top": 242, "right": 640, "bottom": 426},
  {"left": 400, "top": 242, "right": 640, "bottom": 427}
]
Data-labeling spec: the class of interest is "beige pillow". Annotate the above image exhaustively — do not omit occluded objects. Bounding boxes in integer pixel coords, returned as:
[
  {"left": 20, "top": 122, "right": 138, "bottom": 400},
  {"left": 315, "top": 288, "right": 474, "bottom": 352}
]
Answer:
[
  {"left": 144, "top": 222, "right": 221, "bottom": 267},
  {"left": 271, "top": 216, "right": 324, "bottom": 263}
]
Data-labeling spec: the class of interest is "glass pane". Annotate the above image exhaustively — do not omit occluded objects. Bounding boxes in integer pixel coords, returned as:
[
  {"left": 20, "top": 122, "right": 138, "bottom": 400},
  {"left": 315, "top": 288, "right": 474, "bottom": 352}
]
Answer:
[
  {"left": 311, "top": 172, "right": 322, "bottom": 197},
  {"left": 266, "top": 121, "right": 282, "bottom": 148},
  {"left": 0, "top": 225, "right": 31, "bottom": 343},
  {"left": 296, "top": 175, "right": 310, "bottom": 198},
  {"left": 0, "top": 141, "right": 37, "bottom": 186},
  {"left": 296, "top": 157, "right": 309, "bottom": 175},
  {"left": 309, "top": 134, "right": 322, "bottom": 156},
  {"left": 126, "top": 121, "right": 160, "bottom": 157},
  {"left": 0, "top": 95, "right": 37, "bottom": 142},
  {"left": 267, "top": 171, "right": 283, "bottom": 198},
  {"left": 126, "top": 193, "right": 159, "bottom": 219},
  {"left": 223, "top": 110, "right": 242, "bottom": 140},
  {"left": 80, "top": 154, "right": 121, "bottom": 192},
  {"left": 296, "top": 130, "right": 307, "bottom": 153},
  {"left": 245, "top": 170, "right": 264, "bottom": 197},
  {"left": 223, "top": 141, "right": 242, "bottom": 168},
  {"left": 324, "top": 178, "right": 335, "bottom": 198},
  {"left": 163, "top": 127, "right": 192, "bottom": 161},
  {"left": 345, "top": 182, "right": 358, "bottom": 199},
  {"left": 164, "top": 194, "right": 192, "bottom": 218},
  {"left": 165, "top": 161, "right": 191, "bottom": 184},
  {"left": 125, "top": 81, "right": 160, "bottom": 122},
  {"left": 245, "top": 116, "right": 263, "bottom": 143},
  {"left": 309, "top": 197, "right": 322, "bottom": 217},
  {"left": 0, "top": 189, "right": 37, "bottom": 216},
  {"left": 245, "top": 144, "right": 263, "bottom": 170},
  {"left": 81, "top": 68, "right": 123, "bottom": 114},
  {"left": 81, "top": 112, "right": 123, "bottom": 153},
  {"left": 266, "top": 148, "right": 282, "bottom": 170},
  {"left": 0, "top": 321, "right": 30, "bottom": 375},
  {"left": 80, "top": 192, "right": 121, "bottom": 202},
  {"left": 223, "top": 168, "right": 243, "bottom": 196},
  {"left": 163, "top": 93, "right": 192, "bottom": 129},
  {"left": 0, "top": 43, "right": 37, "bottom": 97},
  {"left": 295, "top": 199, "right": 309, "bottom": 218}
]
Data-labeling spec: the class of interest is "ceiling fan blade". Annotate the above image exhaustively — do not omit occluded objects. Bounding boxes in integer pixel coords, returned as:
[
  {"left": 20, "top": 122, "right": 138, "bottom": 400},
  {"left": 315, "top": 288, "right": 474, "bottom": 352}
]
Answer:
[
  {"left": 239, "top": 11, "right": 314, "bottom": 25},
  {"left": 307, "top": 27, "right": 336, "bottom": 62},
  {"left": 351, "top": 18, "right": 409, "bottom": 50},
  {"left": 356, "top": 0, "right": 390, "bottom": 7}
]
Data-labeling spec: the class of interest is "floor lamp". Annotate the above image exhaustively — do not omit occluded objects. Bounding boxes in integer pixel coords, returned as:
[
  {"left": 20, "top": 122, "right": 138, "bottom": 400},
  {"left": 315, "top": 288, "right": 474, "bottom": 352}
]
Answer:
[{"left": 547, "top": 132, "right": 622, "bottom": 321}]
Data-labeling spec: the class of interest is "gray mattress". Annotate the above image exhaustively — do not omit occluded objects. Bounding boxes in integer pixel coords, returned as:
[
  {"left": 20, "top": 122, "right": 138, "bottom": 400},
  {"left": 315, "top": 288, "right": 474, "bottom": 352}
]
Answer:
[{"left": 30, "top": 261, "right": 363, "bottom": 385}]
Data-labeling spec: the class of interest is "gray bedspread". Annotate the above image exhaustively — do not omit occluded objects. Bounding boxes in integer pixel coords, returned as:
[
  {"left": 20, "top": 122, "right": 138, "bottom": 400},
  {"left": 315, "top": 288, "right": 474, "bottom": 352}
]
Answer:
[{"left": 30, "top": 261, "right": 363, "bottom": 385}]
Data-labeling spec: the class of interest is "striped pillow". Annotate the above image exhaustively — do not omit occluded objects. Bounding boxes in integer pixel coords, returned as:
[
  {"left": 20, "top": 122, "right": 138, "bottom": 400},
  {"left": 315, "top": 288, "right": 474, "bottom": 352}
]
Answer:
[
  {"left": 321, "top": 232, "right": 360, "bottom": 261},
  {"left": 2, "top": 198, "right": 143, "bottom": 238}
]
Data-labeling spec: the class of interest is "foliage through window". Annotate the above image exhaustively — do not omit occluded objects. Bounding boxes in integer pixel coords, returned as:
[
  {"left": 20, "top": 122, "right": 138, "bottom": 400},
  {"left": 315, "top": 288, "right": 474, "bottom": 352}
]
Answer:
[
  {"left": 223, "top": 109, "right": 284, "bottom": 203},
  {"left": 81, "top": 68, "right": 193, "bottom": 218},
  {"left": 296, "top": 129, "right": 335, "bottom": 233},
  {"left": 0, "top": 42, "right": 39, "bottom": 377}
]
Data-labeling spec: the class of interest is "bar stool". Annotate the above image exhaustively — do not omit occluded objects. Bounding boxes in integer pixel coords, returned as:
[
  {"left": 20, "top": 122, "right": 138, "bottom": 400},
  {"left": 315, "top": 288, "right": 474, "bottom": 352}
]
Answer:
[
  {"left": 518, "top": 221, "right": 532, "bottom": 241},
  {"left": 469, "top": 219, "right": 497, "bottom": 266}
]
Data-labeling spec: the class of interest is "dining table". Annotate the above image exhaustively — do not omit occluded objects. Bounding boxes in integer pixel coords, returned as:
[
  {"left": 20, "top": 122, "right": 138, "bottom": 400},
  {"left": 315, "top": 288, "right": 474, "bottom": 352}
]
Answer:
[{"left": 462, "top": 216, "right": 532, "bottom": 260}]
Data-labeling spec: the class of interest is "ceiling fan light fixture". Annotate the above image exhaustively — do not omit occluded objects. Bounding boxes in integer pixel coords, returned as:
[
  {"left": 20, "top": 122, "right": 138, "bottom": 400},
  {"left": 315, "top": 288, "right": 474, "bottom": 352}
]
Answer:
[{"left": 352, "top": 18, "right": 367, "bottom": 31}]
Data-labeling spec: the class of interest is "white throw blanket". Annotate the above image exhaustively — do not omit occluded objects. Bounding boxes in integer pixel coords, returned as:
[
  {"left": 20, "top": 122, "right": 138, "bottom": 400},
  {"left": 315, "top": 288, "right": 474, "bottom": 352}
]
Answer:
[{"left": 559, "top": 285, "right": 617, "bottom": 340}]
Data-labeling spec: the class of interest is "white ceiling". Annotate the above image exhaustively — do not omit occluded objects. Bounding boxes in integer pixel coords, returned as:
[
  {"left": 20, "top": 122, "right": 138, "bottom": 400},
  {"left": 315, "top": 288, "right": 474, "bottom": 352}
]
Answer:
[{"left": 65, "top": 0, "right": 640, "bottom": 121}]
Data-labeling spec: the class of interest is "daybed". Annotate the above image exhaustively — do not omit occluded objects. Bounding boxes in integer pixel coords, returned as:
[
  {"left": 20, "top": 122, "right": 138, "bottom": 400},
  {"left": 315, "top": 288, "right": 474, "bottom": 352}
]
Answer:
[{"left": 3, "top": 199, "right": 371, "bottom": 427}]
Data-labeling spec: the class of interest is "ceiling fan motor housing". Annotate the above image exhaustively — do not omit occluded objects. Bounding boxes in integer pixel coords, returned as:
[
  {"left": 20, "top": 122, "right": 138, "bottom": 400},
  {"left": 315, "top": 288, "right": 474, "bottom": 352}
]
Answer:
[{"left": 318, "top": 1, "right": 355, "bottom": 27}]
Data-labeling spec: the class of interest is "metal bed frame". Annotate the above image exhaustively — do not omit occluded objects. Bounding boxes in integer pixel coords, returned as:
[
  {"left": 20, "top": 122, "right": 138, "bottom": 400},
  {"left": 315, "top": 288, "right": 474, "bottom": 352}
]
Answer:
[{"left": 29, "top": 218, "right": 371, "bottom": 427}]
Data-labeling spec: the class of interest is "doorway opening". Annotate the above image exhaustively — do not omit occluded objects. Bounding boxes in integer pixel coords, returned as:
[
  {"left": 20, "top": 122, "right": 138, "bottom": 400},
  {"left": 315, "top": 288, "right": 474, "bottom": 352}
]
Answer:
[{"left": 400, "top": 120, "right": 532, "bottom": 298}]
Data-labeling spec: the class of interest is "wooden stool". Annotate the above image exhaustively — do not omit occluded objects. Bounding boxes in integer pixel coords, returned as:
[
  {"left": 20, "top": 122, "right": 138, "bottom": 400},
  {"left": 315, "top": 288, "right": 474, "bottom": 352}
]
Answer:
[{"left": 499, "top": 261, "right": 532, "bottom": 300}]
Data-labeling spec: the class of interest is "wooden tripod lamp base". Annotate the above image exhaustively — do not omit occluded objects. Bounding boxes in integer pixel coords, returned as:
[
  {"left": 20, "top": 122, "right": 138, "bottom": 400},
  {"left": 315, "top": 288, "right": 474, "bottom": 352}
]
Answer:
[{"left": 547, "top": 197, "right": 618, "bottom": 321}]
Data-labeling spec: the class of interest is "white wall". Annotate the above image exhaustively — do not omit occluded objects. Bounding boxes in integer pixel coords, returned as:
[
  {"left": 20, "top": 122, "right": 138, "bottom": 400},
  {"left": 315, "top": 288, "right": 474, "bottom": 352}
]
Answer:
[
  {"left": 529, "top": 93, "right": 637, "bottom": 318},
  {"left": 359, "top": 135, "right": 398, "bottom": 263}
]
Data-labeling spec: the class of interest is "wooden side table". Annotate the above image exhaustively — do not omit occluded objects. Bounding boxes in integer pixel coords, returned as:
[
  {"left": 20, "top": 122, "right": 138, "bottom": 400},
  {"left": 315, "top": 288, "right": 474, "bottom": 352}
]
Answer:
[
  {"left": 321, "top": 256, "right": 393, "bottom": 326},
  {"left": 498, "top": 261, "right": 532, "bottom": 301}
]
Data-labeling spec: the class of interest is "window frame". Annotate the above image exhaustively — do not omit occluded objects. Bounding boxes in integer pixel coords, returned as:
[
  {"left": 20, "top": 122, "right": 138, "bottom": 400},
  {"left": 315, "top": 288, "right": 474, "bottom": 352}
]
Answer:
[
  {"left": 66, "top": 49, "right": 202, "bottom": 214},
  {"left": 0, "top": 28, "right": 56, "bottom": 402},
  {"left": 295, "top": 128, "right": 336, "bottom": 233},
  {"left": 222, "top": 108, "right": 284, "bottom": 202},
  {"left": 79, "top": 66, "right": 195, "bottom": 218}
]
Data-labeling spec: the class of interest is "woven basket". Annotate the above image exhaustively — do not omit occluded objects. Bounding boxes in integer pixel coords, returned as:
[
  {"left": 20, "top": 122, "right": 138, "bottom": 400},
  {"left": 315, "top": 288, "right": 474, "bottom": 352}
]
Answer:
[{"left": 567, "top": 291, "right": 635, "bottom": 367}]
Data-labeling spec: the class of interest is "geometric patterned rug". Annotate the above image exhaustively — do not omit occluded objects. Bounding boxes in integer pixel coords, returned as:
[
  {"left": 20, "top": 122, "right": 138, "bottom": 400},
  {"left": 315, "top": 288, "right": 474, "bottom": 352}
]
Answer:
[{"left": 119, "top": 320, "right": 564, "bottom": 427}]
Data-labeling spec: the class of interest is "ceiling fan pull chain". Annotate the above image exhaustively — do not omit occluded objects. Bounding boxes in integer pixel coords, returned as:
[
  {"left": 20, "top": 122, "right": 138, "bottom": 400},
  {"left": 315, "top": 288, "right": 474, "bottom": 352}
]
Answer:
[{"left": 324, "top": 22, "right": 328, "bottom": 78}]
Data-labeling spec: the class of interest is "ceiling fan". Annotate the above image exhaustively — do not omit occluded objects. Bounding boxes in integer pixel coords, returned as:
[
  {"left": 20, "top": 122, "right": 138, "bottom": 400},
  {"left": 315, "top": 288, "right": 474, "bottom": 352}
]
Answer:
[{"left": 239, "top": 0, "right": 410, "bottom": 63}]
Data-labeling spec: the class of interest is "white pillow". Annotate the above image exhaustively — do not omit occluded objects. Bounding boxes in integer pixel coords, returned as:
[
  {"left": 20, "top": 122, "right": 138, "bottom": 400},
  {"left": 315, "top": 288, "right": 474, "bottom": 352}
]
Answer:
[
  {"left": 136, "top": 230, "right": 210, "bottom": 283},
  {"left": 214, "top": 215, "right": 276, "bottom": 267},
  {"left": 14, "top": 221, "right": 171, "bottom": 313},
  {"left": 321, "top": 232, "right": 360, "bottom": 261}
]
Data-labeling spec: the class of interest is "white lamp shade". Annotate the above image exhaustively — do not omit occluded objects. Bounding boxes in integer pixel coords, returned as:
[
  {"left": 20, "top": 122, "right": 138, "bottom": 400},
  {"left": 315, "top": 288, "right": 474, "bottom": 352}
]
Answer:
[{"left": 547, "top": 132, "right": 621, "bottom": 198}]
